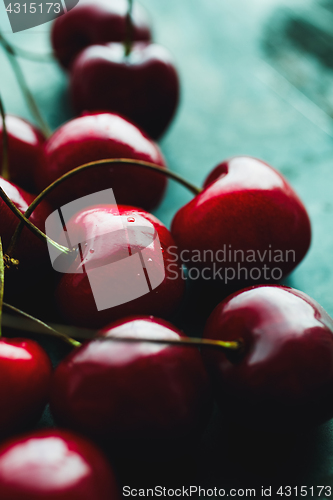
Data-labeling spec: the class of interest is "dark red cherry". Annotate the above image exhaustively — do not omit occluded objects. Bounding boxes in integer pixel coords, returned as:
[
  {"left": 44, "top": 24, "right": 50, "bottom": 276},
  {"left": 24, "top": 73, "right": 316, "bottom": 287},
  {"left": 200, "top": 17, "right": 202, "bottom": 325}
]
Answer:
[
  {"left": 202, "top": 285, "right": 333, "bottom": 427},
  {"left": 0, "top": 429, "right": 120, "bottom": 499},
  {"left": 0, "top": 180, "right": 54, "bottom": 318},
  {"left": 0, "top": 338, "right": 51, "bottom": 438},
  {"left": 0, "top": 115, "right": 45, "bottom": 193},
  {"left": 51, "top": 0, "right": 151, "bottom": 69},
  {"left": 36, "top": 113, "right": 167, "bottom": 211},
  {"left": 70, "top": 42, "right": 180, "bottom": 140},
  {"left": 171, "top": 157, "right": 311, "bottom": 284},
  {"left": 53, "top": 205, "right": 185, "bottom": 328},
  {"left": 51, "top": 316, "right": 211, "bottom": 441},
  {"left": 0, "top": 177, "right": 51, "bottom": 268}
]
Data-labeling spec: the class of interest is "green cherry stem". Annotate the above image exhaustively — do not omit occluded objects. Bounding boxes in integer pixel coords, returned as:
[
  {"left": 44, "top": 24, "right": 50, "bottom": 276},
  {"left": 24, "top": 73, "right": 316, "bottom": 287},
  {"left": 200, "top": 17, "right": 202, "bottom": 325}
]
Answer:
[
  {"left": 0, "top": 31, "right": 52, "bottom": 138},
  {"left": 98, "top": 336, "right": 243, "bottom": 352},
  {"left": 4, "top": 43, "right": 54, "bottom": 62},
  {"left": 0, "top": 239, "right": 4, "bottom": 337},
  {"left": 2, "top": 303, "right": 81, "bottom": 348},
  {"left": 0, "top": 187, "right": 72, "bottom": 258},
  {"left": 6, "top": 158, "right": 202, "bottom": 257},
  {"left": 124, "top": 0, "right": 134, "bottom": 57},
  {"left": 0, "top": 96, "right": 10, "bottom": 181},
  {"left": 43, "top": 319, "right": 243, "bottom": 352},
  {"left": 1, "top": 309, "right": 243, "bottom": 352}
]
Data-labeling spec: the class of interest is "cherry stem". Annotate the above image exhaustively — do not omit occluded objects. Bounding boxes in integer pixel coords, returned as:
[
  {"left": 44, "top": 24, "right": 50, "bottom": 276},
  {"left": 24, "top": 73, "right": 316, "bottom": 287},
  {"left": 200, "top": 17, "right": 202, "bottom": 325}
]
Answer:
[
  {"left": 0, "top": 96, "right": 10, "bottom": 181},
  {"left": 98, "top": 336, "right": 243, "bottom": 351},
  {"left": 1, "top": 309, "right": 242, "bottom": 352},
  {"left": 2, "top": 303, "right": 81, "bottom": 348},
  {"left": 0, "top": 239, "right": 4, "bottom": 337},
  {"left": 0, "top": 187, "right": 72, "bottom": 258},
  {"left": 125, "top": 0, "right": 134, "bottom": 57},
  {"left": 3, "top": 43, "right": 54, "bottom": 62},
  {"left": 6, "top": 158, "right": 202, "bottom": 257},
  {"left": 0, "top": 32, "right": 52, "bottom": 139}
]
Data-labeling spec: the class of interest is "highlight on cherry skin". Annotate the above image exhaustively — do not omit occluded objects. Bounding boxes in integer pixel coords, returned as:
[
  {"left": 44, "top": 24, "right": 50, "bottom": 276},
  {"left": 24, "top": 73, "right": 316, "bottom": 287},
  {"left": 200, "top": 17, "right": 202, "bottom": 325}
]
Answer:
[
  {"left": 171, "top": 156, "right": 312, "bottom": 284},
  {"left": 0, "top": 429, "right": 120, "bottom": 500},
  {"left": 50, "top": 203, "right": 185, "bottom": 328},
  {"left": 0, "top": 114, "right": 45, "bottom": 193},
  {"left": 51, "top": 0, "right": 152, "bottom": 69},
  {"left": 50, "top": 316, "right": 212, "bottom": 441},
  {"left": 202, "top": 284, "right": 333, "bottom": 428},
  {"left": 70, "top": 41, "right": 180, "bottom": 140},
  {"left": 0, "top": 337, "right": 52, "bottom": 440},
  {"left": 35, "top": 112, "right": 168, "bottom": 211},
  {"left": 0, "top": 177, "right": 52, "bottom": 269}
]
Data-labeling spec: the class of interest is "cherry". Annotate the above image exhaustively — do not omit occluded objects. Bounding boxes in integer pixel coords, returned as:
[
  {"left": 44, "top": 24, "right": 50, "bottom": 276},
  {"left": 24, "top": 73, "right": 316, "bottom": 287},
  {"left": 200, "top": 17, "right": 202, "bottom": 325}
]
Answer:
[
  {"left": 53, "top": 205, "right": 185, "bottom": 328},
  {"left": 0, "top": 177, "right": 51, "bottom": 268},
  {"left": 70, "top": 42, "right": 180, "bottom": 140},
  {"left": 0, "top": 429, "right": 120, "bottom": 499},
  {"left": 202, "top": 285, "right": 333, "bottom": 427},
  {"left": 35, "top": 112, "right": 168, "bottom": 211},
  {"left": 51, "top": 0, "right": 152, "bottom": 69},
  {"left": 171, "top": 156, "right": 311, "bottom": 284},
  {"left": 0, "top": 338, "right": 51, "bottom": 438},
  {"left": 0, "top": 174, "right": 55, "bottom": 319},
  {"left": 51, "top": 316, "right": 211, "bottom": 440},
  {"left": 0, "top": 115, "right": 45, "bottom": 193}
]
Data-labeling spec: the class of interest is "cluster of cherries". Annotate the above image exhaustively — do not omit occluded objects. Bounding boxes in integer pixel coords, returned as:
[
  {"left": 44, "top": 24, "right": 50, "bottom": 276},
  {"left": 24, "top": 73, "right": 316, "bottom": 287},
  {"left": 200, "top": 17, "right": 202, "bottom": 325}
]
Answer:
[
  {"left": 53, "top": 0, "right": 180, "bottom": 140},
  {"left": 0, "top": 0, "right": 331, "bottom": 498}
]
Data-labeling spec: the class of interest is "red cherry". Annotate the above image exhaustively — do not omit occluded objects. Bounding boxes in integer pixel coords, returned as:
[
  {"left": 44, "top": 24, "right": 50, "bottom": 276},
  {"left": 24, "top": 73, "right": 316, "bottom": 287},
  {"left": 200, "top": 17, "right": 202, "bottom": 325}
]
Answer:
[
  {"left": 70, "top": 42, "right": 180, "bottom": 140},
  {"left": 171, "top": 157, "right": 311, "bottom": 283},
  {"left": 202, "top": 285, "right": 333, "bottom": 427},
  {"left": 0, "top": 176, "right": 54, "bottom": 318},
  {"left": 51, "top": 316, "right": 211, "bottom": 440},
  {"left": 0, "top": 175, "right": 57, "bottom": 319},
  {"left": 36, "top": 113, "right": 167, "bottom": 211},
  {"left": 0, "top": 115, "right": 45, "bottom": 193},
  {"left": 51, "top": 0, "right": 151, "bottom": 69},
  {"left": 0, "top": 429, "right": 120, "bottom": 499},
  {"left": 0, "top": 338, "right": 51, "bottom": 438},
  {"left": 54, "top": 205, "right": 185, "bottom": 328},
  {"left": 0, "top": 177, "right": 51, "bottom": 268}
]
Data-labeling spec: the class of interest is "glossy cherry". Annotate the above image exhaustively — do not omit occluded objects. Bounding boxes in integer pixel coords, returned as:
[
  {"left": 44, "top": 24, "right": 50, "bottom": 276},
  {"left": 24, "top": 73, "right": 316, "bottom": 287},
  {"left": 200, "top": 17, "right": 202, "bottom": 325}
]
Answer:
[
  {"left": 53, "top": 205, "right": 185, "bottom": 328},
  {"left": 0, "top": 115, "right": 45, "bottom": 193},
  {"left": 171, "top": 156, "right": 311, "bottom": 283},
  {"left": 202, "top": 285, "right": 333, "bottom": 427},
  {"left": 35, "top": 112, "right": 167, "bottom": 210},
  {"left": 51, "top": 316, "right": 211, "bottom": 440},
  {"left": 0, "top": 179, "right": 54, "bottom": 318},
  {"left": 0, "top": 429, "right": 120, "bottom": 499},
  {"left": 0, "top": 177, "right": 51, "bottom": 268},
  {"left": 0, "top": 338, "right": 51, "bottom": 438},
  {"left": 70, "top": 42, "right": 180, "bottom": 140},
  {"left": 51, "top": 0, "right": 151, "bottom": 69}
]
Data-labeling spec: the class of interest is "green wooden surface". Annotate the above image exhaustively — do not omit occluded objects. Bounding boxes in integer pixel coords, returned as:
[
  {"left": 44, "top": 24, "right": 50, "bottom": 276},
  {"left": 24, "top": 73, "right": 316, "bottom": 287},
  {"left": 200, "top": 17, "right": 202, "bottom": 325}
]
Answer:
[{"left": 1, "top": 0, "right": 333, "bottom": 496}]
